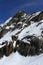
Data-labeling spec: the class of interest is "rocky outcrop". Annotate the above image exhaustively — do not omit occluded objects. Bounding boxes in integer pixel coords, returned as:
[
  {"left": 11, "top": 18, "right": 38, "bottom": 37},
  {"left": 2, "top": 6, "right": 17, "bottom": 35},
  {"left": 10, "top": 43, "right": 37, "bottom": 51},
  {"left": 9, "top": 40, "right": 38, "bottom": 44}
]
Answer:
[
  {"left": 0, "top": 29, "right": 9, "bottom": 39},
  {"left": 0, "top": 41, "right": 14, "bottom": 58},
  {"left": 30, "top": 11, "right": 43, "bottom": 22},
  {"left": 14, "top": 36, "right": 43, "bottom": 56}
]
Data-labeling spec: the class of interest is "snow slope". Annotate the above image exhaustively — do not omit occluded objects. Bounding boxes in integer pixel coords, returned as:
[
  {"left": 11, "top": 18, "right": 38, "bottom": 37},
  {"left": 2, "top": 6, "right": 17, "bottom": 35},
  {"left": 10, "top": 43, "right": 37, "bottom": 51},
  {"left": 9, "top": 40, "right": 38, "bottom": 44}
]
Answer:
[
  {"left": 18, "top": 20, "right": 43, "bottom": 40},
  {"left": 0, "top": 52, "right": 43, "bottom": 65},
  {"left": 0, "top": 29, "right": 21, "bottom": 45}
]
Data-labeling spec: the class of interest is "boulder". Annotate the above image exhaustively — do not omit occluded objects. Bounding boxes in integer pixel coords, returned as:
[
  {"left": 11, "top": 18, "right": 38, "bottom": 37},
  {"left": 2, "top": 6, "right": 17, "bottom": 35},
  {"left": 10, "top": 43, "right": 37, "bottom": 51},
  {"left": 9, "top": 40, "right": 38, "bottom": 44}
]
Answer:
[
  {"left": 14, "top": 36, "right": 43, "bottom": 56},
  {"left": 7, "top": 41, "right": 14, "bottom": 56},
  {"left": 15, "top": 40, "right": 31, "bottom": 56}
]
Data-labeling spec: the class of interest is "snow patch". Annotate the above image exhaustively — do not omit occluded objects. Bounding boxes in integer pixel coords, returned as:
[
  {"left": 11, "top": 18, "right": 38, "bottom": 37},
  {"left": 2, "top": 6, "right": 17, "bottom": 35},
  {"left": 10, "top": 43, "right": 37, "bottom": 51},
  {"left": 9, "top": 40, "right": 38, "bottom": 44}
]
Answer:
[{"left": 0, "top": 52, "right": 43, "bottom": 65}]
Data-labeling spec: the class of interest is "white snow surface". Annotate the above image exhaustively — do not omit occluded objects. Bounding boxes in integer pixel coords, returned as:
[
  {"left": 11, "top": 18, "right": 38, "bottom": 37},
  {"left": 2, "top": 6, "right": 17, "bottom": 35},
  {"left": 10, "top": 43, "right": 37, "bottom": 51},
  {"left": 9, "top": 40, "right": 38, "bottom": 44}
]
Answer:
[
  {"left": 0, "top": 52, "right": 43, "bottom": 65},
  {"left": 0, "top": 29, "right": 21, "bottom": 45},
  {"left": 18, "top": 20, "right": 43, "bottom": 40}
]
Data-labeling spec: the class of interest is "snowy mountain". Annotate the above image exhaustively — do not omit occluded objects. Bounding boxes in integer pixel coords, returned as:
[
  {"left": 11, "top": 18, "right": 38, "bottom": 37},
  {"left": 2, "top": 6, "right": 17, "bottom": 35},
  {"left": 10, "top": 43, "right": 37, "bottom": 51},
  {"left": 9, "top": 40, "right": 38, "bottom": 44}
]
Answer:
[{"left": 0, "top": 10, "right": 43, "bottom": 65}]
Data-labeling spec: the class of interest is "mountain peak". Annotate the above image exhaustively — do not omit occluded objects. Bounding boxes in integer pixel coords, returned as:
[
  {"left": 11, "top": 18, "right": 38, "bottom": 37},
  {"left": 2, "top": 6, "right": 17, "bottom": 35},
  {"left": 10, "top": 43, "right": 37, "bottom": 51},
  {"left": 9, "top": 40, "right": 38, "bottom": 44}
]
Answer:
[{"left": 0, "top": 11, "right": 43, "bottom": 58}]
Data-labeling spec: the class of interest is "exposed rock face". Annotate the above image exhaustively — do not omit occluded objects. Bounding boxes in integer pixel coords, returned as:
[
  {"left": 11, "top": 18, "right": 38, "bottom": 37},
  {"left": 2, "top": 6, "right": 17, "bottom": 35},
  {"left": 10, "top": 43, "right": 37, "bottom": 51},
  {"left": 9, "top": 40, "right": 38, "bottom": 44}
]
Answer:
[
  {"left": 30, "top": 11, "right": 43, "bottom": 22},
  {"left": 0, "top": 41, "right": 14, "bottom": 58},
  {"left": 0, "top": 10, "right": 43, "bottom": 58},
  {"left": 15, "top": 40, "right": 31, "bottom": 56},
  {"left": 0, "top": 29, "right": 9, "bottom": 38},
  {"left": 15, "top": 36, "right": 43, "bottom": 56}
]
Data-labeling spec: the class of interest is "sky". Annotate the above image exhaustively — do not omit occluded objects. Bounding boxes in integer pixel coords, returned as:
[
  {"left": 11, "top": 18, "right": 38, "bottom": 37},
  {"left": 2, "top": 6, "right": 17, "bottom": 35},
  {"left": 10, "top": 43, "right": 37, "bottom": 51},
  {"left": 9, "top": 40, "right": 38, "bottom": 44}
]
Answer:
[{"left": 0, "top": 0, "right": 43, "bottom": 24}]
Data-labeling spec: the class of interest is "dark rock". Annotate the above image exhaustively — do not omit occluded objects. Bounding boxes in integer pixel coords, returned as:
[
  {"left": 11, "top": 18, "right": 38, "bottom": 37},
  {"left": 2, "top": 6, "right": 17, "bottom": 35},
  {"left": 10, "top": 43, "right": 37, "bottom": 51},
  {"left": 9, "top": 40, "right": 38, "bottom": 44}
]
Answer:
[
  {"left": 2, "top": 41, "right": 8, "bottom": 56},
  {"left": 15, "top": 36, "right": 43, "bottom": 56},
  {"left": 13, "top": 10, "right": 26, "bottom": 18},
  {"left": 30, "top": 11, "right": 43, "bottom": 22},
  {"left": 12, "top": 35, "right": 18, "bottom": 41},
  {"left": 29, "top": 46, "right": 36, "bottom": 55},
  {"left": 6, "top": 41, "right": 14, "bottom": 56},
  {"left": 0, "top": 29, "right": 9, "bottom": 38},
  {"left": 15, "top": 40, "right": 31, "bottom": 56},
  {"left": 0, "top": 48, "right": 3, "bottom": 58},
  {"left": 0, "top": 41, "right": 14, "bottom": 57}
]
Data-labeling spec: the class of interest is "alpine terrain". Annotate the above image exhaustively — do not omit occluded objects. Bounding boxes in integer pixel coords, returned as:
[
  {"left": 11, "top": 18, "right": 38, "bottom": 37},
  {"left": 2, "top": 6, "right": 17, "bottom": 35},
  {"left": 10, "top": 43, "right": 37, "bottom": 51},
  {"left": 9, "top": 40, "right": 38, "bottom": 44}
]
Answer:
[{"left": 0, "top": 11, "right": 43, "bottom": 65}]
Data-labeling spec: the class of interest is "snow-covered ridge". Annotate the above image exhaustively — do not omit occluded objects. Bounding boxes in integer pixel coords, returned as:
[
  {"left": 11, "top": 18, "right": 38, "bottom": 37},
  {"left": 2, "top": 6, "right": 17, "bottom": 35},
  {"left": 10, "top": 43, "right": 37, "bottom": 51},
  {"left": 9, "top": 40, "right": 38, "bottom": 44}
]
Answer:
[
  {"left": 0, "top": 17, "right": 12, "bottom": 27},
  {"left": 0, "top": 11, "right": 43, "bottom": 65},
  {"left": 0, "top": 10, "right": 43, "bottom": 46},
  {"left": 0, "top": 10, "right": 43, "bottom": 45},
  {"left": 29, "top": 11, "right": 41, "bottom": 20},
  {"left": 0, "top": 11, "right": 41, "bottom": 27}
]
